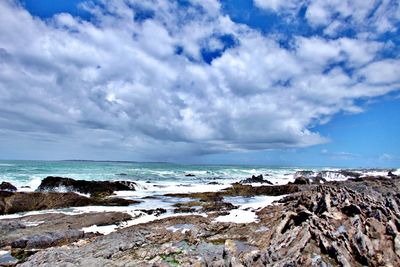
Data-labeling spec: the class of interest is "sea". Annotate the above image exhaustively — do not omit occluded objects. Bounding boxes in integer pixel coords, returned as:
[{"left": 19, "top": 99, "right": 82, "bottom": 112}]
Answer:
[
  {"left": 0, "top": 160, "right": 398, "bottom": 231},
  {"left": 0, "top": 160, "right": 311, "bottom": 190}
]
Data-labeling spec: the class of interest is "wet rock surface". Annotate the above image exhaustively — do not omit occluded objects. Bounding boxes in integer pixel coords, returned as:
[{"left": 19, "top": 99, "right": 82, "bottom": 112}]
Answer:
[
  {"left": 5, "top": 174, "right": 400, "bottom": 266},
  {"left": 37, "top": 176, "right": 137, "bottom": 197},
  {"left": 0, "top": 212, "right": 132, "bottom": 248},
  {"left": 0, "top": 182, "right": 17, "bottom": 192},
  {"left": 0, "top": 191, "right": 139, "bottom": 215}
]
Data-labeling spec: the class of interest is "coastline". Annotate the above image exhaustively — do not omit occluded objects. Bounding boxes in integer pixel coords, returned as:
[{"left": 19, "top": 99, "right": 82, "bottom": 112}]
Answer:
[{"left": 1, "top": 168, "right": 400, "bottom": 266}]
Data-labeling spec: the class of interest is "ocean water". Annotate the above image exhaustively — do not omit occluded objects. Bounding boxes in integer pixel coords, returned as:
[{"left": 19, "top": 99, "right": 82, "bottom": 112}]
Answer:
[
  {"left": 0, "top": 160, "right": 398, "bottom": 192},
  {"left": 0, "top": 160, "right": 306, "bottom": 190}
]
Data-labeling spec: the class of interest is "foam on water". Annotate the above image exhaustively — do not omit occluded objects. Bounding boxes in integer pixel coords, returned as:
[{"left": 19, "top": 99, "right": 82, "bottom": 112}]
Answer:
[
  {"left": 0, "top": 251, "right": 8, "bottom": 256},
  {"left": 213, "top": 209, "right": 259, "bottom": 224},
  {"left": 214, "top": 195, "right": 285, "bottom": 224}
]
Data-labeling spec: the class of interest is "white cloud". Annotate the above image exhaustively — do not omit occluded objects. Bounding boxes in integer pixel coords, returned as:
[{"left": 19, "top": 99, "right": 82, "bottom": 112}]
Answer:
[
  {"left": 253, "top": 0, "right": 299, "bottom": 12},
  {"left": 358, "top": 60, "right": 400, "bottom": 84},
  {"left": 0, "top": 0, "right": 399, "bottom": 160},
  {"left": 255, "top": 0, "right": 400, "bottom": 37}
]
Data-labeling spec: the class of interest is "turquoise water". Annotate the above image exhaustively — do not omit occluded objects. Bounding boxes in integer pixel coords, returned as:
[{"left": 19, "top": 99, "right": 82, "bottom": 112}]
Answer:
[
  {"left": 0, "top": 160, "right": 304, "bottom": 189},
  {"left": 2, "top": 160, "right": 397, "bottom": 192}
]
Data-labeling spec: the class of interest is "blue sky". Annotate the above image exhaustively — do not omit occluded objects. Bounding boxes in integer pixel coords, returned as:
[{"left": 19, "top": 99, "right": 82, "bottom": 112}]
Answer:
[{"left": 0, "top": 0, "right": 399, "bottom": 167}]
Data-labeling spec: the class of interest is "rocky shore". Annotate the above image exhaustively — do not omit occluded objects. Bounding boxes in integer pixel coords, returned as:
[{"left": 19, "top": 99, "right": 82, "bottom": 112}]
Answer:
[{"left": 1, "top": 171, "right": 400, "bottom": 266}]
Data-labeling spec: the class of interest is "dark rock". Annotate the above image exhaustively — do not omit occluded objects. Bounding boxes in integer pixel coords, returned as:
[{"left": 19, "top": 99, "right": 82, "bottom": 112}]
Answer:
[
  {"left": 388, "top": 171, "right": 397, "bottom": 178},
  {"left": 224, "top": 183, "right": 300, "bottom": 196},
  {"left": 240, "top": 174, "right": 273, "bottom": 185},
  {"left": 185, "top": 174, "right": 195, "bottom": 177},
  {"left": 37, "top": 176, "right": 137, "bottom": 197},
  {"left": 313, "top": 173, "right": 327, "bottom": 184},
  {"left": 342, "top": 204, "right": 362, "bottom": 217},
  {"left": 201, "top": 201, "right": 237, "bottom": 212},
  {"left": 139, "top": 208, "right": 167, "bottom": 216},
  {"left": 292, "top": 177, "right": 310, "bottom": 185},
  {"left": 116, "top": 173, "right": 127, "bottom": 176},
  {"left": 11, "top": 230, "right": 85, "bottom": 249},
  {"left": 0, "top": 181, "right": 17, "bottom": 192},
  {"left": 174, "top": 207, "right": 196, "bottom": 213},
  {"left": 100, "top": 197, "right": 139, "bottom": 206},
  {"left": 207, "top": 182, "right": 221, "bottom": 185},
  {"left": 336, "top": 170, "right": 362, "bottom": 178}
]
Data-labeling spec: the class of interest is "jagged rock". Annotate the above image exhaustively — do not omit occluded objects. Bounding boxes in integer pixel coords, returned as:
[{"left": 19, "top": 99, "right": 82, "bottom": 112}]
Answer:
[
  {"left": 185, "top": 173, "right": 196, "bottom": 177},
  {"left": 240, "top": 174, "right": 273, "bottom": 185},
  {"left": 37, "top": 176, "right": 137, "bottom": 197},
  {"left": 0, "top": 181, "right": 17, "bottom": 192}
]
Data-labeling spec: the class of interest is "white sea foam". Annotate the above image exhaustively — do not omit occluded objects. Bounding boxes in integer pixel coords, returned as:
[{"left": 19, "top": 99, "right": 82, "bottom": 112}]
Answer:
[
  {"left": 166, "top": 224, "right": 194, "bottom": 233},
  {"left": 17, "top": 176, "right": 42, "bottom": 192},
  {"left": 115, "top": 181, "right": 231, "bottom": 199},
  {"left": 82, "top": 212, "right": 207, "bottom": 235},
  {"left": 213, "top": 195, "right": 284, "bottom": 224},
  {"left": 214, "top": 209, "right": 259, "bottom": 224},
  {"left": 82, "top": 224, "right": 119, "bottom": 235},
  {"left": 0, "top": 250, "right": 9, "bottom": 256}
]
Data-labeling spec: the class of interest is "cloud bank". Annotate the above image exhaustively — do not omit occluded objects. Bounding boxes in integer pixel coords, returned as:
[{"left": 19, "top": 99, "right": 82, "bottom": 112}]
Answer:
[{"left": 0, "top": 0, "right": 399, "bottom": 160}]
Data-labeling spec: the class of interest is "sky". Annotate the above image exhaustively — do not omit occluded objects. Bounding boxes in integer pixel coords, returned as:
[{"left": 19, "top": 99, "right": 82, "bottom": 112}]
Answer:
[{"left": 0, "top": 0, "right": 399, "bottom": 167}]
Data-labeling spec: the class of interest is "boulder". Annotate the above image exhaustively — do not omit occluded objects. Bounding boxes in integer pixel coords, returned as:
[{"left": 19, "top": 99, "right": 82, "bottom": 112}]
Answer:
[
  {"left": 37, "top": 176, "right": 137, "bottom": 197},
  {"left": 292, "top": 177, "right": 310, "bottom": 185},
  {"left": 0, "top": 181, "right": 17, "bottom": 192}
]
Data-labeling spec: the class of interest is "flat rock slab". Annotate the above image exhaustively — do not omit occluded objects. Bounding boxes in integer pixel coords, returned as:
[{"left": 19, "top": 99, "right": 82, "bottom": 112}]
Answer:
[
  {"left": 0, "top": 212, "right": 132, "bottom": 248},
  {"left": 0, "top": 191, "right": 139, "bottom": 215}
]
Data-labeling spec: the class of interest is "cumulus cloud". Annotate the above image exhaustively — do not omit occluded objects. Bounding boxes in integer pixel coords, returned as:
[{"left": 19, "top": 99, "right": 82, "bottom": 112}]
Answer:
[{"left": 0, "top": 0, "right": 399, "bottom": 160}]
